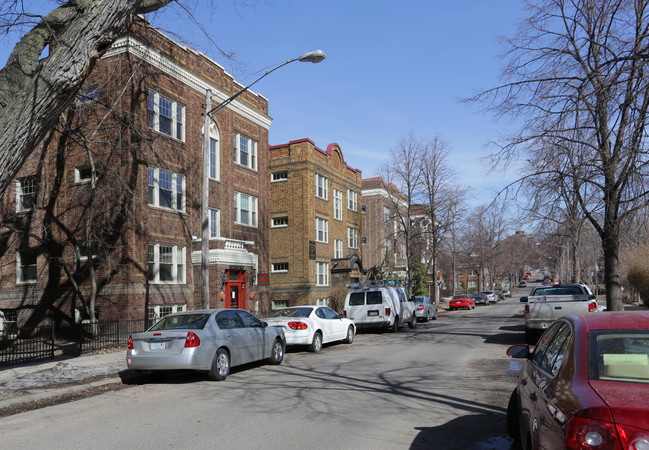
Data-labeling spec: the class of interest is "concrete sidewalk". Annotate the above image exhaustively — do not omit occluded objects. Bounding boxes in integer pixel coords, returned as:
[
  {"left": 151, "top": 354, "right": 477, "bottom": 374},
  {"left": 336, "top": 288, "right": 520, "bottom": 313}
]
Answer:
[{"left": 0, "top": 349, "right": 128, "bottom": 414}]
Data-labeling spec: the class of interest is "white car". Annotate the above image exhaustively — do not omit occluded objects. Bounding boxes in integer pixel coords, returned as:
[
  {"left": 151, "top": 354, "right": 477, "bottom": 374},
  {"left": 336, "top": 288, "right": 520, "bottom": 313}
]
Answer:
[{"left": 264, "top": 306, "right": 355, "bottom": 352}]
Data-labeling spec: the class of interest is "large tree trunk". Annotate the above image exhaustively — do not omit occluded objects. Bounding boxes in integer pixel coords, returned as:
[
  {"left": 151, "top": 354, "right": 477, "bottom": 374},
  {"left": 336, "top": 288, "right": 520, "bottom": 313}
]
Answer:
[
  {"left": 602, "top": 227, "right": 624, "bottom": 311},
  {"left": 0, "top": 0, "right": 172, "bottom": 199}
]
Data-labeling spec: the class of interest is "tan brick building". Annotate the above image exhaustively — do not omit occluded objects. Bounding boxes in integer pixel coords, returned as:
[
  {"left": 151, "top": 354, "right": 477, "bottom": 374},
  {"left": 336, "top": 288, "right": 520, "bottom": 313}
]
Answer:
[
  {"left": 0, "top": 20, "right": 271, "bottom": 328},
  {"left": 268, "top": 139, "right": 362, "bottom": 308}
]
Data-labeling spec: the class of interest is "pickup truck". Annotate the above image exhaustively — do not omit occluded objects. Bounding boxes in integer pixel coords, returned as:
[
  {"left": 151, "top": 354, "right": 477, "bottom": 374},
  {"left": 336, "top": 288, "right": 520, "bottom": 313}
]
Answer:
[{"left": 520, "top": 283, "right": 598, "bottom": 344}]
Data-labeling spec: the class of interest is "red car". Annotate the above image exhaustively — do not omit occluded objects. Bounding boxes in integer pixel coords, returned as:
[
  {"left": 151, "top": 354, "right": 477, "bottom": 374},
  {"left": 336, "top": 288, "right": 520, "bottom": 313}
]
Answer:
[
  {"left": 506, "top": 311, "right": 649, "bottom": 449},
  {"left": 449, "top": 294, "right": 475, "bottom": 310}
]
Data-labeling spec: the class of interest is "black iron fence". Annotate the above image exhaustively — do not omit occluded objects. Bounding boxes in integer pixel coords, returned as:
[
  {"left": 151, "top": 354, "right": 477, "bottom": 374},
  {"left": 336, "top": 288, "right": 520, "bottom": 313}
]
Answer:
[{"left": 0, "top": 319, "right": 149, "bottom": 367}]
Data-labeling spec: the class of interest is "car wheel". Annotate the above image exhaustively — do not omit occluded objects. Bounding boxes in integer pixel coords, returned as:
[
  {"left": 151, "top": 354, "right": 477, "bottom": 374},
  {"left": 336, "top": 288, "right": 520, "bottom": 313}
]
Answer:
[
  {"left": 506, "top": 388, "right": 520, "bottom": 441},
  {"left": 432, "top": 311, "right": 438, "bottom": 320},
  {"left": 309, "top": 331, "right": 323, "bottom": 352},
  {"left": 408, "top": 314, "right": 417, "bottom": 329},
  {"left": 208, "top": 348, "right": 230, "bottom": 381},
  {"left": 391, "top": 317, "right": 400, "bottom": 332},
  {"left": 268, "top": 338, "right": 284, "bottom": 365},
  {"left": 343, "top": 326, "right": 355, "bottom": 344},
  {"left": 525, "top": 328, "right": 538, "bottom": 345}
]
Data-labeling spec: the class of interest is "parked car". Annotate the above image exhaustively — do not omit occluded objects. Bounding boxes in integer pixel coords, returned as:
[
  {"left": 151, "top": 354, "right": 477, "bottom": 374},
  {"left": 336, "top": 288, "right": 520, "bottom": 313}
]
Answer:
[
  {"left": 482, "top": 291, "right": 498, "bottom": 304},
  {"left": 410, "top": 296, "right": 438, "bottom": 322},
  {"left": 501, "top": 289, "right": 512, "bottom": 298},
  {"left": 263, "top": 306, "right": 355, "bottom": 352},
  {"left": 343, "top": 282, "right": 417, "bottom": 331},
  {"left": 518, "top": 280, "right": 527, "bottom": 288},
  {"left": 127, "top": 309, "right": 285, "bottom": 381},
  {"left": 506, "top": 311, "right": 649, "bottom": 449},
  {"left": 449, "top": 294, "right": 475, "bottom": 310},
  {"left": 472, "top": 293, "right": 489, "bottom": 306}
]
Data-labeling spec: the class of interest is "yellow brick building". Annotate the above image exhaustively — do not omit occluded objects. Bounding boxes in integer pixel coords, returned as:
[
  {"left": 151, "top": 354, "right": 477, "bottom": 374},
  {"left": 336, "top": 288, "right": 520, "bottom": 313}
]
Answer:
[{"left": 268, "top": 139, "right": 363, "bottom": 309}]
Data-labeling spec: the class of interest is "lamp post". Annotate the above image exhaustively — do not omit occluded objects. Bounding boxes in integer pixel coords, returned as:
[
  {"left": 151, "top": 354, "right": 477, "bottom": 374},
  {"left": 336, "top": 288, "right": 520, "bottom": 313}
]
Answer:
[{"left": 200, "top": 50, "right": 326, "bottom": 309}]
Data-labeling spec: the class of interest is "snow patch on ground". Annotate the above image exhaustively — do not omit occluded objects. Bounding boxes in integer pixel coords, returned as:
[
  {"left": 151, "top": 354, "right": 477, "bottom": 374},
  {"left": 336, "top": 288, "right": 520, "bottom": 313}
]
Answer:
[{"left": 0, "top": 362, "right": 121, "bottom": 391}]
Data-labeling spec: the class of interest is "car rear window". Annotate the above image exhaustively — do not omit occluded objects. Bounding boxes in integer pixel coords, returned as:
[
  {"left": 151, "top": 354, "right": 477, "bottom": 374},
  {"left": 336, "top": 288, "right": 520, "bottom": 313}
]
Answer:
[
  {"left": 270, "top": 307, "right": 313, "bottom": 318},
  {"left": 348, "top": 292, "right": 365, "bottom": 306},
  {"left": 589, "top": 331, "right": 649, "bottom": 384},
  {"left": 149, "top": 313, "right": 210, "bottom": 331},
  {"left": 366, "top": 291, "right": 383, "bottom": 305}
]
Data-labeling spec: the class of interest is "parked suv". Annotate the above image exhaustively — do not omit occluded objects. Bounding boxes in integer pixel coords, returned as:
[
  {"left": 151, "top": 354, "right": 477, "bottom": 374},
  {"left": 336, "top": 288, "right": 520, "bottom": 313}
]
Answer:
[{"left": 344, "top": 282, "right": 416, "bottom": 331}]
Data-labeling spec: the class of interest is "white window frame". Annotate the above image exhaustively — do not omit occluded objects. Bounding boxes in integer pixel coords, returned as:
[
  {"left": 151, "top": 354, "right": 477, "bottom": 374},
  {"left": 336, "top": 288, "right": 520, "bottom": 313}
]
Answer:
[
  {"left": 334, "top": 239, "right": 343, "bottom": 259},
  {"left": 75, "top": 243, "right": 98, "bottom": 261},
  {"left": 148, "top": 167, "right": 185, "bottom": 212},
  {"left": 147, "top": 90, "right": 185, "bottom": 141},
  {"left": 234, "top": 131, "right": 257, "bottom": 171},
  {"left": 271, "top": 171, "right": 288, "bottom": 182},
  {"left": 348, "top": 227, "right": 358, "bottom": 249},
  {"left": 16, "top": 176, "right": 38, "bottom": 212},
  {"left": 204, "top": 122, "right": 220, "bottom": 181},
  {"left": 209, "top": 208, "right": 220, "bottom": 239},
  {"left": 148, "top": 304, "right": 186, "bottom": 321},
  {"left": 272, "top": 300, "right": 289, "bottom": 309},
  {"left": 75, "top": 166, "right": 92, "bottom": 184},
  {"left": 316, "top": 217, "right": 329, "bottom": 243},
  {"left": 271, "top": 217, "right": 288, "bottom": 228},
  {"left": 348, "top": 189, "right": 358, "bottom": 211},
  {"left": 333, "top": 189, "right": 343, "bottom": 220},
  {"left": 148, "top": 243, "right": 186, "bottom": 284},
  {"left": 316, "top": 298, "right": 329, "bottom": 306},
  {"left": 400, "top": 243, "right": 407, "bottom": 259},
  {"left": 16, "top": 251, "right": 37, "bottom": 284},
  {"left": 234, "top": 191, "right": 258, "bottom": 227},
  {"left": 315, "top": 173, "right": 328, "bottom": 200},
  {"left": 316, "top": 262, "right": 329, "bottom": 286},
  {"left": 271, "top": 262, "right": 289, "bottom": 273}
]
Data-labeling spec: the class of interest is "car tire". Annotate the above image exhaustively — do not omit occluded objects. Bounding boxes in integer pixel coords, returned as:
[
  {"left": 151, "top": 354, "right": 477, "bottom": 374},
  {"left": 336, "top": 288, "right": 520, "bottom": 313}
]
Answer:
[
  {"left": 208, "top": 348, "right": 230, "bottom": 381},
  {"left": 423, "top": 312, "right": 430, "bottom": 322},
  {"left": 432, "top": 311, "right": 437, "bottom": 320},
  {"left": 525, "top": 328, "right": 537, "bottom": 345},
  {"left": 343, "top": 326, "right": 355, "bottom": 344},
  {"left": 268, "top": 338, "right": 284, "bottom": 365},
  {"left": 391, "top": 317, "right": 400, "bottom": 332},
  {"left": 309, "top": 331, "right": 323, "bottom": 352},
  {"left": 506, "top": 388, "right": 520, "bottom": 441},
  {"left": 408, "top": 314, "right": 417, "bottom": 329}
]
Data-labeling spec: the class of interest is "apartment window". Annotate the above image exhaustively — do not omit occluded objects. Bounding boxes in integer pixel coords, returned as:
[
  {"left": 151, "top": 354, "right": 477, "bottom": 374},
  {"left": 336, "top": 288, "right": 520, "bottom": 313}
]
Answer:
[
  {"left": 400, "top": 243, "right": 407, "bottom": 259},
  {"left": 209, "top": 208, "right": 220, "bottom": 239},
  {"left": 148, "top": 243, "right": 185, "bottom": 284},
  {"left": 17, "top": 250, "right": 37, "bottom": 284},
  {"left": 271, "top": 171, "right": 288, "bottom": 182},
  {"left": 316, "top": 217, "right": 329, "bottom": 243},
  {"left": 315, "top": 173, "right": 328, "bottom": 200},
  {"left": 234, "top": 132, "right": 257, "bottom": 170},
  {"left": 234, "top": 192, "right": 258, "bottom": 227},
  {"left": 75, "top": 166, "right": 92, "bottom": 183},
  {"left": 468, "top": 281, "right": 477, "bottom": 288},
  {"left": 203, "top": 122, "right": 220, "bottom": 180},
  {"left": 272, "top": 262, "right": 289, "bottom": 273},
  {"left": 348, "top": 227, "right": 358, "bottom": 249},
  {"left": 333, "top": 189, "right": 343, "bottom": 220},
  {"left": 272, "top": 300, "right": 289, "bottom": 309},
  {"left": 148, "top": 167, "right": 185, "bottom": 212},
  {"left": 147, "top": 90, "right": 185, "bottom": 141},
  {"left": 362, "top": 205, "right": 366, "bottom": 213},
  {"left": 77, "top": 84, "right": 99, "bottom": 103},
  {"left": 348, "top": 189, "right": 358, "bottom": 211},
  {"left": 75, "top": 242, "right": 99, "bottom": 261},
  {"left": 334, "top": 239, "right": 343, "bottom": 259},
  {"left": 148, "top": 304, "right": 186, "bottom": 321},
  {"left": 272, "top": 217, "right": 288, "bottom": 228},
  {"left": 361, "top": 237, "right": 367, "bottom": 245},
  {"left": 316, "top": 262, "right": 329, "bottom": 286},
  {"left": 383, "top": 206, "right": 390, "bottom": 222},
  {"left": 316, "top": 298, "right": 329, "bottom": 306},
  {"left": 16, "top": 176, "right": 38, "bottom": 212}
]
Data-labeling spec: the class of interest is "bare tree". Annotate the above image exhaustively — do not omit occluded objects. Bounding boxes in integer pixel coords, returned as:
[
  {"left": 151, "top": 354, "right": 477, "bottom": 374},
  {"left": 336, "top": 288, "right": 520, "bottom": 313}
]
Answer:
[
  {"left": 473, "top": 0, "right": 649, "bottom": 311},
  {"left": 0, "top": 0, "right": 174, "bottom": 201}
]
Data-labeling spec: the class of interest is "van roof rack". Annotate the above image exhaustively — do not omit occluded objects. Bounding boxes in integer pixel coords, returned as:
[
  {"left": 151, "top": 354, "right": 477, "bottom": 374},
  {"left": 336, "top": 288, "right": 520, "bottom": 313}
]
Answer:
[{"left": 346, "top": 280, "right": 405, "bottom": 289}]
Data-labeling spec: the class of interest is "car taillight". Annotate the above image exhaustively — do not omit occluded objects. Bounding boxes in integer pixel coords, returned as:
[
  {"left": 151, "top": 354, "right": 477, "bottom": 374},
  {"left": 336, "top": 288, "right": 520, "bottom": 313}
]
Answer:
[
  {"left": 288, "top": 322, "right": 308, "bottom": 330},
  {"left": 343, "top": 311, "right": 347, "bottom": 318},
  {"left": 616, "top": 423, "right": 649, "bottom": 450},
  {"left": 385, "top": 308, "right": 391, "bottom": 316},
  {"left": 565, "top": 416, "right": 623, "bottom": 450},
  {"left": 128, "top": 335, "right": 133, "bottom": 350},
  {"left": 184, "top": 332, "right": 201, "bottom": 348},
  {"left": 525, "top": 304, "right": 530, "bottom": 314},
  {"left": 589, "top": 301, "right": 598, "bottom": 312},
  {"left": 417, "top": 305, "right": 424, "bottom": 311}
]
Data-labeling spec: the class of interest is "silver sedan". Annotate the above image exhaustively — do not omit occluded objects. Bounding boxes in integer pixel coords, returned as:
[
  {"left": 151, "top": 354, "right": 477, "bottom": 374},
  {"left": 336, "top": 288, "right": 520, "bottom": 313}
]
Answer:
[
  {"left": 127, "top": 309, "right": 285, "bottom": 381},
  {"left": 410, "top": 296, "right": 438, "bottom": 322}
]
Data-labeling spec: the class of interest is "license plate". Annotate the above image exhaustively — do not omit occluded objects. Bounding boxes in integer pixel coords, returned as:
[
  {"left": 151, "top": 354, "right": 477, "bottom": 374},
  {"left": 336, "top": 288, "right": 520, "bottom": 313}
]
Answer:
[
  {"left": 368, "top": 310, "right": 379, "bottom": 317},
  {"left": 151, "top": 341, "right": 165, "bottom": 350}
]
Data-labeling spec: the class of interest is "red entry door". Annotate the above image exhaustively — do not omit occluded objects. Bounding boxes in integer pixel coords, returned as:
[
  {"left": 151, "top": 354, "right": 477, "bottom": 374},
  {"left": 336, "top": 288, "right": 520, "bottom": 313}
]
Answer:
[{"left": 225, "top": 270, "right": 246, "bottom": 309}]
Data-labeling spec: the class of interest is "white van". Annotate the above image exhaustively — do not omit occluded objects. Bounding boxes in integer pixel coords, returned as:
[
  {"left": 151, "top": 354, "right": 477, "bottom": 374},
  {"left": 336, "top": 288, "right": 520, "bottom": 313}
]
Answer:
[{"left": 343, "top": 283, "right": 416, "bottom": 331}]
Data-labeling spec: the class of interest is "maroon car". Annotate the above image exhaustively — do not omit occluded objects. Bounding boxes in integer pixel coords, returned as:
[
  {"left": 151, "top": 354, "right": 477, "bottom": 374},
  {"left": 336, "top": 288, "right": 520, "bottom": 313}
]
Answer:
[{"left": 506, "top": 311, "right": 649, "bottom": 449}]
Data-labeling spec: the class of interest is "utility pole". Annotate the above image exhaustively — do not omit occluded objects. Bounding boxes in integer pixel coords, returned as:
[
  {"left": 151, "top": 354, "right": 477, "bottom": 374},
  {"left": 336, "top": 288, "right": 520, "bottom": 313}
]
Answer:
[{"left": 201, "top": 90, "right": 211, "bottom": 309}]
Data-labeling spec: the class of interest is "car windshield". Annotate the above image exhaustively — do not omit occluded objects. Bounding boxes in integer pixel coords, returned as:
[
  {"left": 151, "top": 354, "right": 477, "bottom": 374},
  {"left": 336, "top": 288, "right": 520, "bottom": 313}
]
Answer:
[
  {"left": 270, "top": 307, "right": 313, "bottom": 318},
  {"left": 453, "top": 296, "right": 468, "bottom": 300},
  {"left": 149, "top": 313, "right": 210, "bottom": 331},
  {"left": 589, "top": 330, "right": 649, "bottom": 384}
]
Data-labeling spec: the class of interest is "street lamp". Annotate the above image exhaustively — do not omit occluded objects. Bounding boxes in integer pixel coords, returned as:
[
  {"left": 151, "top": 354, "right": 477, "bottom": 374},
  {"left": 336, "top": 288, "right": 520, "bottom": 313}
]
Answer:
[{"left": 200, "top": 50, "right": 326, "bottom": 308}]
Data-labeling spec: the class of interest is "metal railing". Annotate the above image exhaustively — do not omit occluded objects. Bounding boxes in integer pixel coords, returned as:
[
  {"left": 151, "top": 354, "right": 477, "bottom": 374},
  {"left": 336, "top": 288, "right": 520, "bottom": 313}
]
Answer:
[{"left": 0, "top": 323, "right": 55, "bottom": 366}]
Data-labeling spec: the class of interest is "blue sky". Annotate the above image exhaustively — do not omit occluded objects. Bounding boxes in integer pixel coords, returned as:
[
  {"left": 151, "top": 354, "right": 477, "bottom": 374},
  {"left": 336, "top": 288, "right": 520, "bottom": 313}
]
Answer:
[{"left": 1, "top": 0, "right": 528, "bottom": 207}]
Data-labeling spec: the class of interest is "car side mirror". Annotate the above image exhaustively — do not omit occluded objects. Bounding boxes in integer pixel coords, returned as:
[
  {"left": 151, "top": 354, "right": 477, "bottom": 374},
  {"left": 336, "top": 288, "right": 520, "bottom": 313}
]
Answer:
[
  {"left": 506, "top": 344, "right": 530, "bottom": 358},
  {"left": 261, "top": 321, "right": 268, "bottom": 328},
  {"left": 520, "top": 297, "right": 528, "bottom": 302},
  {"left": 589, "top": 294, "right": 596, "bottom": 300}
]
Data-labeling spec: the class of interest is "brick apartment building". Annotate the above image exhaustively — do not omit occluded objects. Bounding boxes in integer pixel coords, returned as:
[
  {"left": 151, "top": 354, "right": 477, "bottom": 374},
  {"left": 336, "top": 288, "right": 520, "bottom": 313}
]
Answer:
[
  {"left": 268, "top": 140, "right": 362, "bottom": 308},
  {"left": 361, "top": 177, "right": 408, "bottom": 278},
  {"left": 0, "top": 19, "right": 271, "bottom": 328}
]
